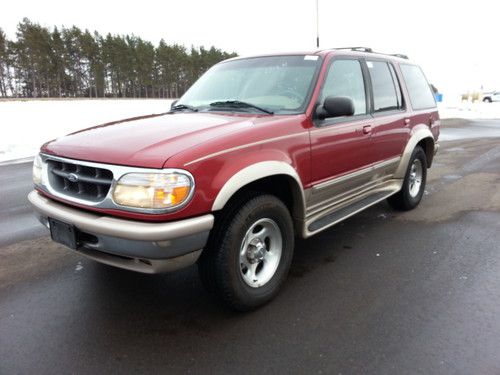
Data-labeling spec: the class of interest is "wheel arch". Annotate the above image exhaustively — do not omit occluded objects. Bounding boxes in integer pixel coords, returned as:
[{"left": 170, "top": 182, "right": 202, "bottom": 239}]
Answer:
[
  {"left": 416, "top": 137, "right": 436, "bottom": 168},
  {"left": 212, "top": 161, "right": 306, "bottom": 226},
  {"left": 394, "top": 127, "right": 435, "bottom": 179}
]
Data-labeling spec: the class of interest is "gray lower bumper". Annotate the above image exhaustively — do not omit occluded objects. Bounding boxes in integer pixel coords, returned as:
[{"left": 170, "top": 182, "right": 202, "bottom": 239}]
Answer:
[{"left": 28, "top": 191, "right": 214, "bottom": 273}]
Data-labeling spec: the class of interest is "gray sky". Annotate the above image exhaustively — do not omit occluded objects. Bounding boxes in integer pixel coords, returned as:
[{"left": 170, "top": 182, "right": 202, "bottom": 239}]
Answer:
[{"left": 1, "top": 0, "right": 499, "bottom": 97}]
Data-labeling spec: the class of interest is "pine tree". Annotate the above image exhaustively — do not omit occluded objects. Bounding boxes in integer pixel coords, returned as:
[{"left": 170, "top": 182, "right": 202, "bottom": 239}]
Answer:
[
  {"left": 0, "top": 28, "right": 9, "bottom": 97},
  {"left": 50, "top": 27, "right": 67, "bottom": 97}
]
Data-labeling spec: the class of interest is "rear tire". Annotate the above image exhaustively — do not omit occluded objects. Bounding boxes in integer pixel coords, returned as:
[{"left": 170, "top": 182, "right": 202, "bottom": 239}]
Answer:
[
  {"left": 483, "top": 97, "right": 492, "bottom": 103},
  {"left": 388, "top": 146, "right": 427, "bottom": 211},
  {"left": 198, "top": 194, "right": 294, "bottom": 311}
]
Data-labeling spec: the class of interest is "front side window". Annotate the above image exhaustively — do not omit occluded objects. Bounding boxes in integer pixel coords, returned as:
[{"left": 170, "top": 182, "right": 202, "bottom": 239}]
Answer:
[
  {"left": 400, "top": 64, "right": 436, "bottom": 110},
  {"left": 367, "top": 61, "right": 401, "bottom": 112},
  {"left": 177, "top": 55, "right": 321, "bottom": 114},
  {"left": 320, "top": 59, "right": 367, "bottom": 115}
]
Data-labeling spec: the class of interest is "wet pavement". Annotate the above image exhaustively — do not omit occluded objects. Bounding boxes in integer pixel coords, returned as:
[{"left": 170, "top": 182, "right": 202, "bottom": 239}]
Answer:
[
  {"left": 439, "top": 118, "right": 500, "bottom": 141},
  {"left": 0, "top": 161, "right": 45, "bottom": 247},
  {"left": 1, "top": 119, "right": 499, "bottom": 374}
]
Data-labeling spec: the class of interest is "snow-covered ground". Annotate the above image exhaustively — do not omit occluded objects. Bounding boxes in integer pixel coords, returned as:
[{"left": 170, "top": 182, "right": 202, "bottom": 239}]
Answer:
[
  {"left": 438, "top": 101, "right": 500, "bottom": 120},
  {"left": 0, "top": 99, "right": 174, "bottom": 163},
  {"left": 0, "top": 98, "right": 499, "bottom": 163}
]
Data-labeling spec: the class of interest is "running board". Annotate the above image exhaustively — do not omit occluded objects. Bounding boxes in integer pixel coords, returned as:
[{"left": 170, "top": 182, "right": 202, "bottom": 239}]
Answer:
[{"left": 306, "top": 188, "right": 399, "bottom": 235}]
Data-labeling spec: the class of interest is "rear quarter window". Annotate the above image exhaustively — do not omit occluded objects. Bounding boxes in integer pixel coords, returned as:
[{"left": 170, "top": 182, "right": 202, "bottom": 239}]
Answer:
[{"left": 400, "top": 64, "right": 436, "bottom": 110}]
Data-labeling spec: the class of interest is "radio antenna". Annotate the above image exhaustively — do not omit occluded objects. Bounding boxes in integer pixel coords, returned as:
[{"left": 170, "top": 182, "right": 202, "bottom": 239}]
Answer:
[{"left": 316, "top": 0, "right": 320, "bottom": 48}]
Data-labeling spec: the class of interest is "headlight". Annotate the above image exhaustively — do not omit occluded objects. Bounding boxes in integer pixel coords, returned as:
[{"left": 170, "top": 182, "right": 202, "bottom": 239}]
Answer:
[
  {"left": 113, "top": 172, "right": 193, "bottom": 210},
  {"left": 33, "top": 154, "right": 43, "bottom": 185}
]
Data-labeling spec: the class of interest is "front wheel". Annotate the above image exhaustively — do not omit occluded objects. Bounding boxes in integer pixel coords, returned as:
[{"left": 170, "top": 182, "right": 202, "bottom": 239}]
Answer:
[
  {"left": 198, "top": 194, "right": 294, "bottom": 311},
  {"left": 388, "top": 146, "right": 427, "bottom": 211}
]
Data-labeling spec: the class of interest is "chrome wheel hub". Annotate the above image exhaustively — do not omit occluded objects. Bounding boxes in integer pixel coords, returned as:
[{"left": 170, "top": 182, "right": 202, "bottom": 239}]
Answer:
[
  {"left": 408, "top": 159, "right": 423, "bottom": 198},
  {"left": 247, "top": 239, "right": 266, "bottom": 263},
  {"left": 239, "top": 218, "right": 282, "bottom": 288}
]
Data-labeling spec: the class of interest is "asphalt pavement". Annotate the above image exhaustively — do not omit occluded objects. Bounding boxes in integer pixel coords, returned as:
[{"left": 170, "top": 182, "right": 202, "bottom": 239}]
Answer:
[
  {"left": 0, "top": 160, "right": 45, "bottom": 247},
  {"left": 1, "top": 119, "right": 499, "bottom": 374}
]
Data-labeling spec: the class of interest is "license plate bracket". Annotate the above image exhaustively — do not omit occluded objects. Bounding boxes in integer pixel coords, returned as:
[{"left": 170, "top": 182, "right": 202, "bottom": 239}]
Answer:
[{"left": 49, "top": 218, "right": 78, "bottom": 250}]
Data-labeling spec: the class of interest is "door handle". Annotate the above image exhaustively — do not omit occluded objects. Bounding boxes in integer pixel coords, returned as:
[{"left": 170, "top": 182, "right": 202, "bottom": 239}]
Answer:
[
  {"left": 362, "top": 125, "right": 372, "bottom": 134},
  {"left": 404, "top": 118, "right": 411, "bottom": 125}
]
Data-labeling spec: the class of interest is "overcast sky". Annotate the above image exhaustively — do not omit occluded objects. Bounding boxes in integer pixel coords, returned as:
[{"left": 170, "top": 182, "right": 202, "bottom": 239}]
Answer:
[{"left": 1, "top": 0, "right": 499, "bottom": 97}]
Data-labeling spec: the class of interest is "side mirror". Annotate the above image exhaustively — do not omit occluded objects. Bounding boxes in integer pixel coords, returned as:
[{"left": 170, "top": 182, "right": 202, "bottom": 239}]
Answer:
[
  {"left": 316, "top": 96, "right": 355, "bottom": 119},
  {"left": 170, "top": 99, "right": 179, "bottom": 109}
]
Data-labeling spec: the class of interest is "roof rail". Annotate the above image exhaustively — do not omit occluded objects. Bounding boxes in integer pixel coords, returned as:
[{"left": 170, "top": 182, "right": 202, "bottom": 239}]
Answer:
[
  {"left": 332, "top": 47, "right": 373, "bottom": 53},
  {"left": 390, "top": 53, "right": 409, "bottom": 59},
  {"left": 321, "top": 47, "right": 410, "bottom": 60}
]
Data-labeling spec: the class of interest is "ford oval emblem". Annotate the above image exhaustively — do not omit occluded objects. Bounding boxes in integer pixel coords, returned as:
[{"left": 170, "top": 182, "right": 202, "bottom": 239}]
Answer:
[{"left": 67, "top": 173, "right": 79, "bottom": 183}]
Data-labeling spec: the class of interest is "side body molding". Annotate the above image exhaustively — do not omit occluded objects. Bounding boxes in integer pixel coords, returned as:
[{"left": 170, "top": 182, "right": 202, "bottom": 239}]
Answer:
[
  {"left": 393, "top": 127, "right": 435, "bottom": 179},
  {"left": 212, "top": 161, "right": 306, "bottom": 215}
]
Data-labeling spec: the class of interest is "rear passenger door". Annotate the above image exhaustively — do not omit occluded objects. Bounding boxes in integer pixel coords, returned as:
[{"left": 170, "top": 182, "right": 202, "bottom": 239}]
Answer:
[{"left": 366, "top": 60, "right": 408, "bottom": 166}]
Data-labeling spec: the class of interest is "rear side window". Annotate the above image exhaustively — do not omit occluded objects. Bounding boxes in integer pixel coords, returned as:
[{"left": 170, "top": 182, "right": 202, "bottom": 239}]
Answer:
[
  {"left": 367, "top": 61, "right": 402, "bottom": 112},
  {"left": 400, "top": 64, "right": 436, "bottom": 110},
  {"left": 321, "top": 59, "right": 367, "bottom": 115}
]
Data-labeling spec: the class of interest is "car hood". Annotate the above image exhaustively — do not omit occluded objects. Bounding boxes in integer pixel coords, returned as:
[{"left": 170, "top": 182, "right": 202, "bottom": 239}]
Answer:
[{"left": 41, "top": 112, "right": 255, "bottom": 168}]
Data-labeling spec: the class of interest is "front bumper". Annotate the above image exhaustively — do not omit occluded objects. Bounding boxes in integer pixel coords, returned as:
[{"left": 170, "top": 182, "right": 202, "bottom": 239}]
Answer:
[{"left": 28, "top": 191, "right": 214, "bottom": 273}]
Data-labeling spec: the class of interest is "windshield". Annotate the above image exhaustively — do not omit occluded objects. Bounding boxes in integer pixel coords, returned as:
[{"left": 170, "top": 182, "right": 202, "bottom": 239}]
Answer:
[{"left": 176, "top": 55, "right": 321, "bottom": 115}]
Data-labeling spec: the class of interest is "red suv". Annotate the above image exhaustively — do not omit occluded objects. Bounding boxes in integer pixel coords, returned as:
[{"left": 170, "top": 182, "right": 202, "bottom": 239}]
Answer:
[{"left": 30, "top": 47, "right": 439, "bottom": 310}]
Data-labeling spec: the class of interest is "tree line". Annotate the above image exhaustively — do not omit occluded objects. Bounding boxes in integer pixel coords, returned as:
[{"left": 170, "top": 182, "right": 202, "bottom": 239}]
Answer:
[{"left": 0, "top": 18, "right": 237, "bottom": 98}]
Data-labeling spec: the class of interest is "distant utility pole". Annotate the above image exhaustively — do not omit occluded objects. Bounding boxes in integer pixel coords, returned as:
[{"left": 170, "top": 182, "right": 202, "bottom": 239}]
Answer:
[{"left": 316, "top": 0, "right": 320, "bottom": 48}]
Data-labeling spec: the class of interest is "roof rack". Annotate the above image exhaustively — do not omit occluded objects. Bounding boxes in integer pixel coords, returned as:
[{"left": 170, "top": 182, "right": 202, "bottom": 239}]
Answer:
[
  {"left": 333, "top": 47, "right": 373, "bottom": 53},
  {"left": 390, "top": 53, "right": 409, "bottom": 59},
  {"left": 321, "top": 47, "right": 409, "bottom": 60}
]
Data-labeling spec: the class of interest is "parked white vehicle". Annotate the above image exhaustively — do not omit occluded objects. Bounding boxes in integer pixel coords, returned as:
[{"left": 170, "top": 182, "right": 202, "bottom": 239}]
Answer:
[{"left": 482, "top": 91, "right": 500, "bottom": 103}]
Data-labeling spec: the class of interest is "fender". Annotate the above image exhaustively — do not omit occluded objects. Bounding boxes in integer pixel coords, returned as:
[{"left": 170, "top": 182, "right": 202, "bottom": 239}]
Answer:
[
  {"left": 212, "top": 161, "right": 306, "bottom": 215},
  {"left": 394, "top": 126, "right": 435, "bottom": 179}
]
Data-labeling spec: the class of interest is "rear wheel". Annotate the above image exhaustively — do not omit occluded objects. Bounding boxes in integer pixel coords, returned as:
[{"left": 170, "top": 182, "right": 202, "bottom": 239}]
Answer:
[
  {"left": 198, "top": 194, "right": 294, "bottom": 311},
  {"left": 483, "top": 97, "right": 492, "bottom": 103},
  {"left": 388, "top": 146, "right": 427, "bottom": 211}
]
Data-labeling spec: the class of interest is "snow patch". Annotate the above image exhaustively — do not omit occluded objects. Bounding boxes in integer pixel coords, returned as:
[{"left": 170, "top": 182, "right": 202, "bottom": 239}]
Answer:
[
  {"left": 0, "top": 99, "right": 174, "bottom": 162},
  {"left": 438, "top": 102, "right": 500, "bottom": 120}
]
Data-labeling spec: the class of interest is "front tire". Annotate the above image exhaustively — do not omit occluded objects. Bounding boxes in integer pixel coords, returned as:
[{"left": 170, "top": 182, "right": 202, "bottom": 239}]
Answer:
[
  {"left": 483, "top": 97, "right": 492, "bottom": 103},
  {"left": 198, "top": 194, "right": 294, "bottom": 311},
  {"left": 388, "top": 146, "right": 427, "bottom": 211}
]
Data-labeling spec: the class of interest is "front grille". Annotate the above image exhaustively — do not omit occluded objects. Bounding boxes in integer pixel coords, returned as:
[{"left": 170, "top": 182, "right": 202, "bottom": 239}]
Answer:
[{"left": 47, "top": 160, "right": 113, "bottom": 202}]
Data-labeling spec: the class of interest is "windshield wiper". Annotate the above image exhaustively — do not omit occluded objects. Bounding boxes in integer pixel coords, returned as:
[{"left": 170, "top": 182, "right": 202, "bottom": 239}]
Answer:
[
  {"left": 170, "top": 104, "right": 198, "bottom": 112},
  {"left": 209, "top": 100, "right": 274, "bottom": 115}
]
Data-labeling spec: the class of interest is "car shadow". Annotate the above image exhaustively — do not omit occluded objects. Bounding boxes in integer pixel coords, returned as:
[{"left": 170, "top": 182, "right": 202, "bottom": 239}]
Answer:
[{"left": 78, "top": 202, "right": 395, "bottom": 331}]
